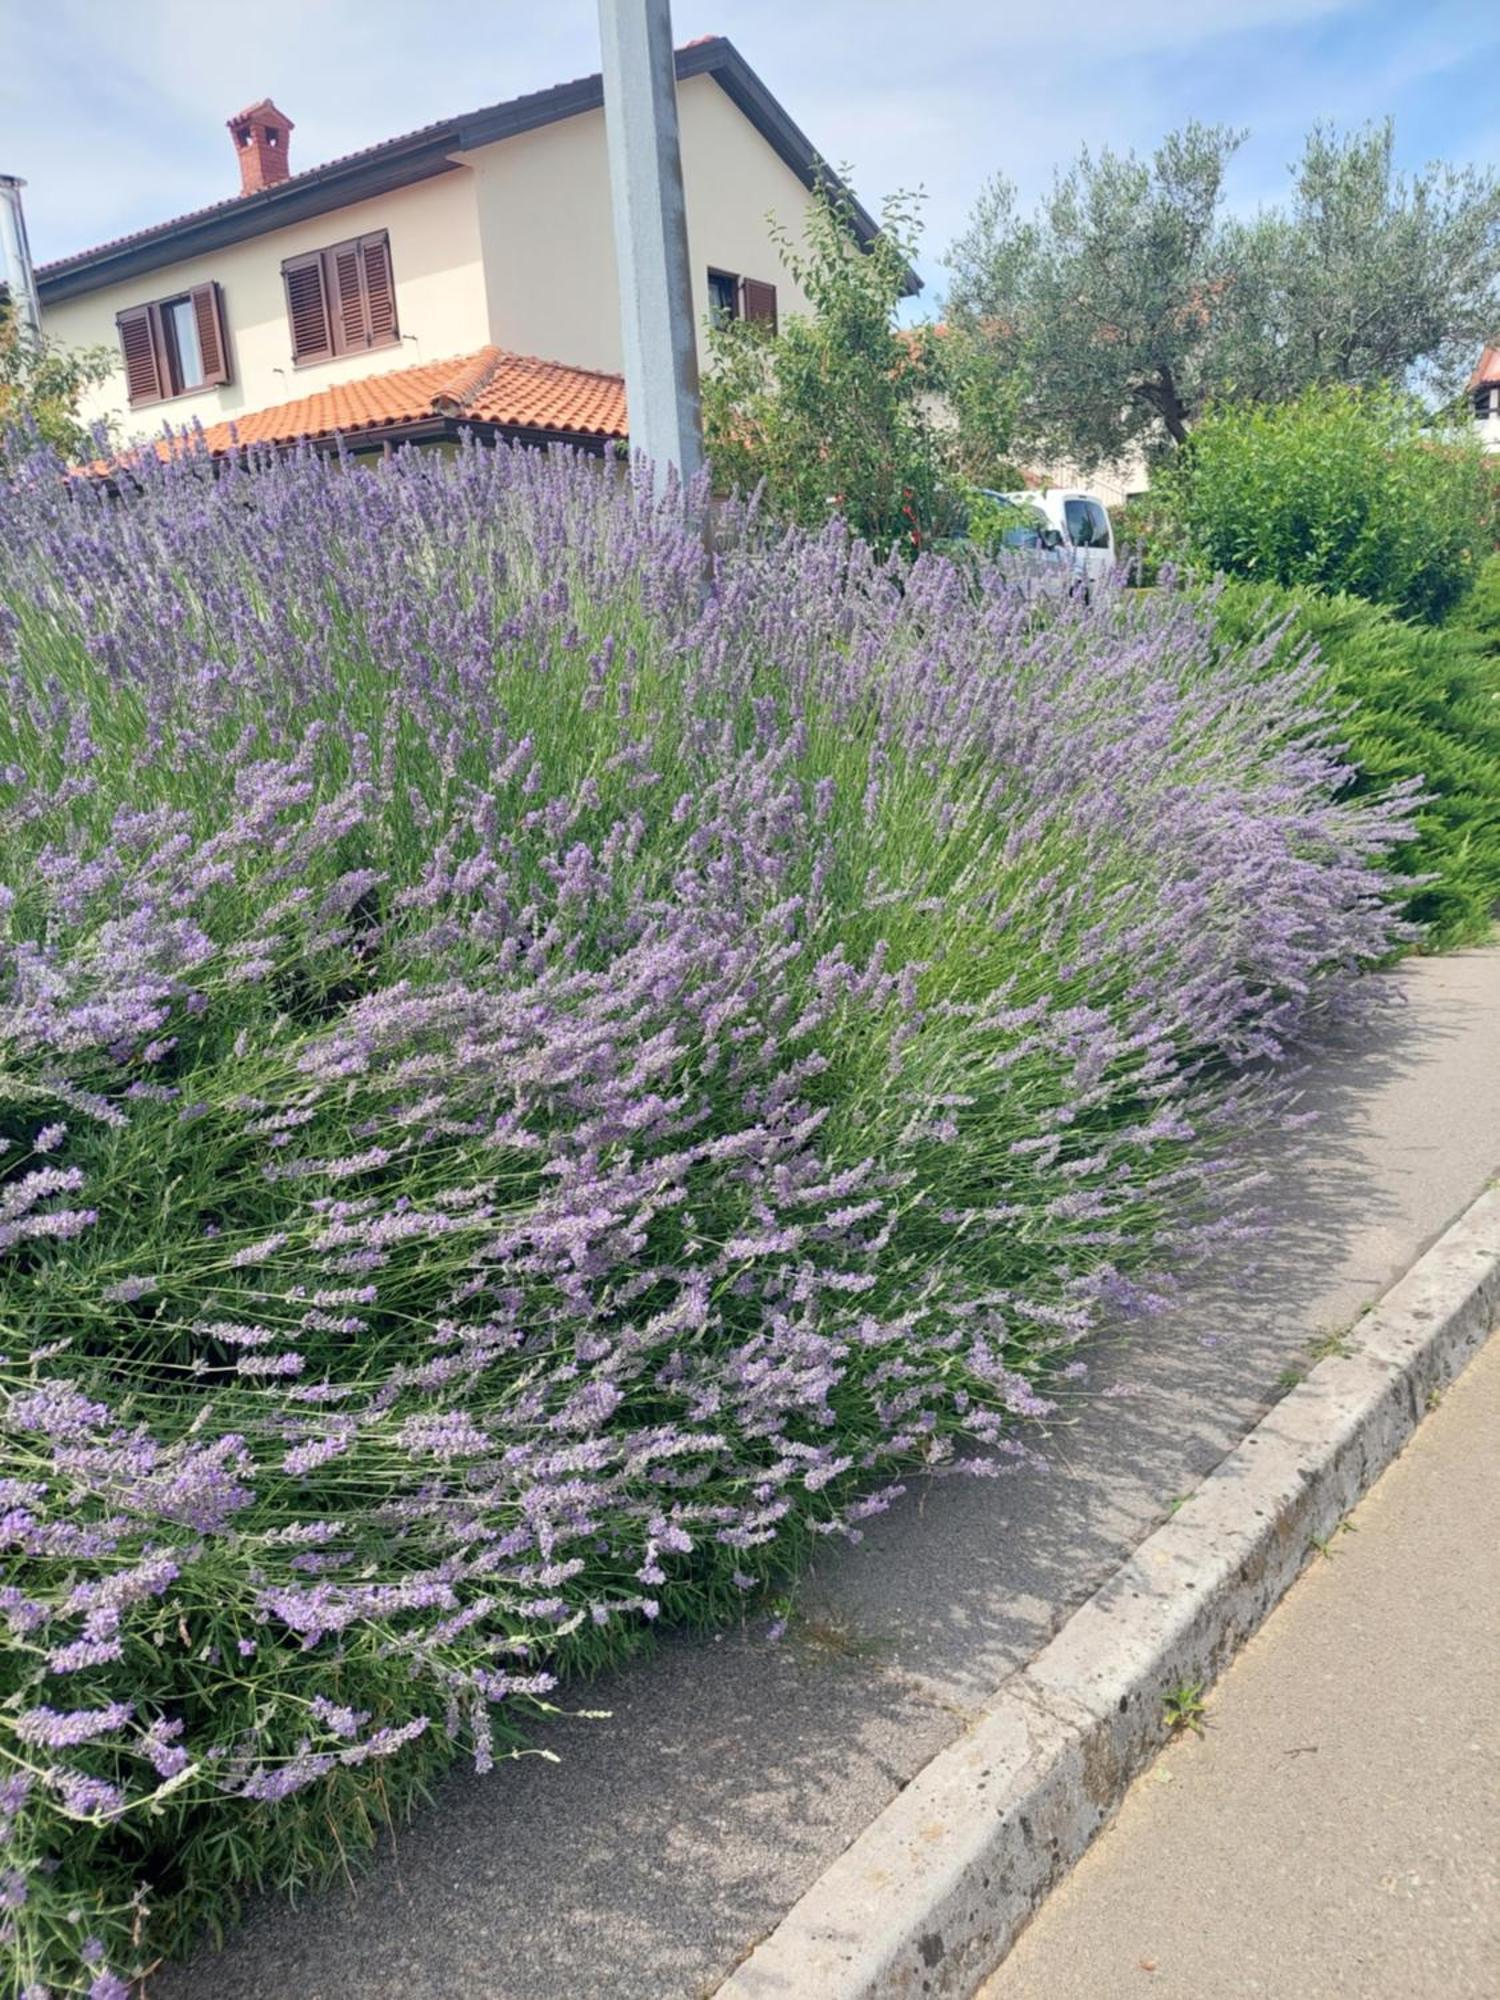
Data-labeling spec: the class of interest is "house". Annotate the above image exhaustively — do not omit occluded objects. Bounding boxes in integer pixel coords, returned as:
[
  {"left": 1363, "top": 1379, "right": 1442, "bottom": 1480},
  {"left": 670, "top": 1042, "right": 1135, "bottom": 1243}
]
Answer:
[
  {"left": 36, "top": 36, "right": 911, "bottom": 458},
  {"left": 1468, "top": 343, "right": 1500, "bottom": 453}
]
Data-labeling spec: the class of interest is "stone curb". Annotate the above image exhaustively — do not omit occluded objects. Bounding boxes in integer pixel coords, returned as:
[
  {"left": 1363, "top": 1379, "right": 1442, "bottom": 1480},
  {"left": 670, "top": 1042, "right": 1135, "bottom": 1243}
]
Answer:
[{"left": 714, "top": 1184, "right": 1500, "bottom": 2000}]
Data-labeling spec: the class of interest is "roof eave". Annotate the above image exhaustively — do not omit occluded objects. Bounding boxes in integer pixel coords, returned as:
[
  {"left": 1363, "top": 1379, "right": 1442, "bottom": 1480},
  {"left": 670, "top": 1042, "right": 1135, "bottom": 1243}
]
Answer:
[
  {"left": 96, "top": 414, "right": 619, "bottom": 484},
  {"left": 677, "top": 41, "right": 921, "bottom": 297},
  {"left": 38, "top": 36, "right": 921, "bottom": 305},
  {"left": 38, "top": 134, "right": 463, "bottom": 303}
]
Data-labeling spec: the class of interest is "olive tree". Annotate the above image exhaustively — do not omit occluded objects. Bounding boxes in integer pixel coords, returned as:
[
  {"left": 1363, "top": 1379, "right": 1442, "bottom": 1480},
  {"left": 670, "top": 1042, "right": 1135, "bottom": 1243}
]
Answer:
[{"left": 947, "top": 119, "right": 1500, "bottom": 470}]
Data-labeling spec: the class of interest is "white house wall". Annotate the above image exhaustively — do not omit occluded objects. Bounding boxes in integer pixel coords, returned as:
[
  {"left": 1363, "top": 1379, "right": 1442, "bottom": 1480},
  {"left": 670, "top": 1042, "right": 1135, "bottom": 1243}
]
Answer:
[
  {"left": 43, "top": 171, "right": 490, "bottom": 445},
  {"left": 465, "top": 74, "right": 817, "bottom": 376}
]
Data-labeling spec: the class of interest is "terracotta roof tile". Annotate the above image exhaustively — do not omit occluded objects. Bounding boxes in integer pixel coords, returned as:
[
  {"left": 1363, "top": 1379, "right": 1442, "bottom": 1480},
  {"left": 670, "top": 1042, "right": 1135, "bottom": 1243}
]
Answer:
[
  {"left": 143, "top": 346, "right": 626, "bottom": 460},
  {"left": 1467, "top": 344, "right": 1500, "bottom": 394}
]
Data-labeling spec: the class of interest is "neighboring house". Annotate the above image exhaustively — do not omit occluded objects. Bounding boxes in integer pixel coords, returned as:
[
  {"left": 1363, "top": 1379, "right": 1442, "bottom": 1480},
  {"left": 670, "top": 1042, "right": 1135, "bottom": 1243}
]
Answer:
[
  {"left": 1469, "top": 343, "right": 1500, "bottom": 453},
  {"left": 1020, "top": 454, "right": 1149, "bottom": 511},
  {"left": 37, "top": 36, "right": 911, "bottom": 457}
]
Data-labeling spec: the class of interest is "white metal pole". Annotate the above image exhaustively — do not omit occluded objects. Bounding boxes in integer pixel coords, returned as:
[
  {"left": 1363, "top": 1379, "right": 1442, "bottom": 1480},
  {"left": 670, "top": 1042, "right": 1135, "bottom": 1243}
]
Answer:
[
  {"left": 597, "top": 0, "right": 704, "bottom": 498},
  {"left": 0, "top": 175, "right": 43, "bottom": 344}
]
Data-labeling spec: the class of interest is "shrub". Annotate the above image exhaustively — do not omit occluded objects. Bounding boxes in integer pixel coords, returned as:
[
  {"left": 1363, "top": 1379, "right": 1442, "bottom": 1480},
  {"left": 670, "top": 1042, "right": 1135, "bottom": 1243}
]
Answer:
[
  {"left": 1448, "top": 549, "right": 1500, "bottom": 652},
  {"left": 1152, "top": 384, "right": 1498, "bottom": 623},
  {"left": 702, "top": 183, "right": 958, "bottom": 551},
  {"left": 1111, "top": 490, "right": 1184, "bottom": 587},
  {"left": 0, "top": 319, "right": 115, "bottom": 463},
  {"left": 1210, "top": 578, "right": 1500, "bottom": 946},
  {"left": 0, "top": 439, "right": 1410, "bottom": 1995}
]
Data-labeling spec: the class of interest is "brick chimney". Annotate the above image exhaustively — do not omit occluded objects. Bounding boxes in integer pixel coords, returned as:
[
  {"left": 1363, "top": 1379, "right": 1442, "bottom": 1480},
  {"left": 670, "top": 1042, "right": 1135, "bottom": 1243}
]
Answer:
[{"left": 228, "top": 100, "right": 294, "bottom": 196}]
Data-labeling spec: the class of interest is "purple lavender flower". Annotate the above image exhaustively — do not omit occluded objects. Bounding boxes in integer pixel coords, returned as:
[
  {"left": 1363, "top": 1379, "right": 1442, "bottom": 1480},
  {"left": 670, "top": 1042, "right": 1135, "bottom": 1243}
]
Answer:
[
  {"left": 15, "top": 1702, "right": 134, "bottom": 1748},
  {"left": 0, "top": 429, "right": 1415, "bottom": 1998}
]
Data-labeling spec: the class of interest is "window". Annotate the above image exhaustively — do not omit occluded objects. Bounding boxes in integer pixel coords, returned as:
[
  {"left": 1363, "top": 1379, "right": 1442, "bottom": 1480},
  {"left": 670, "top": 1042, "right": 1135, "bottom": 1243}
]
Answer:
[
  {"left": 707, "top": 268, "right": 739, "bottom": 323},
  {"left": 1063, "top": 497, "right": 1111, "bottom": 549},
  {"left": 1475, "top": 388, "right": 1497, "bottom": 421},
  {"left": 115, "top": 284, "right": 230, "bottom": 407},
  {"left": 999, "top": 507, "right": 1052, "bottom": 551},
  {"left": 705, "top": 269, "right": 778, "bottom": 333},
  {"left": 281, "top": 232, "right": 398, "bottom": 366}
]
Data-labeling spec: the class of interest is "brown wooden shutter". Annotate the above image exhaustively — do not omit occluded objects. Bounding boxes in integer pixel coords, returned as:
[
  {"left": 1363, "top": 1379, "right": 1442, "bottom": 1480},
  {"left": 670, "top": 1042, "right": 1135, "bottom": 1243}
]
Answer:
[
  {"left": 361, "top": 234, "right": 398, "bottom": 348},
  {"left": 330, "top": 241, "right": 367, "bottom": 354},
  {"left": 740, "top": 279, "right": 778, "bottom": 333},
  {"left": 190, "top": 282, "right": 230, "bottom": 386},
  {"left": 283, "top": 252, "right": 332, "bottom": 363},
  {"left": 117, "top": 304, "right": 164, "bottom": 406}
]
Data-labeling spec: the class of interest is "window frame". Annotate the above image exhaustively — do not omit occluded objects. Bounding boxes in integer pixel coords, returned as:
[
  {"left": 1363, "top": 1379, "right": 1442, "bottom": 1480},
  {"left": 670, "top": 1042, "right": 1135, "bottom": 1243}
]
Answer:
[
  {"left": 707, "top": 267, "right": 740, "bottom": 324},
  {"left": 281, "top": 232, "right": 400, "bottom": 368},
  {"left": 115, "top": 283, "right": 231, "bottom": 409}
]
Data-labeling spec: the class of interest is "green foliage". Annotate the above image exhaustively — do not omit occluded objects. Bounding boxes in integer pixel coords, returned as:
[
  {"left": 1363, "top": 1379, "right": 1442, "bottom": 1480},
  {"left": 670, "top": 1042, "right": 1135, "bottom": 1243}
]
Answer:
[
  {"left": 1161, "top": 1681, "right": 1209, "bottom": 1736},
  {"left": 702, "top": 182, "right": 959, "bottom": 551},
  {"left": 1112, "top": 492, "right": 1185, "bottom": 587},
  {"left": 1211, "top": 576, "right": 1500, "bottom": 947},
  {"left": 0, "top": 315, "right": 114, "bottom": 461},
  {"left": 1448, "top": 549, "right": 1500, "bottom": 651},
  {"left": 948, "top": 122, "right": 1239, "bottom": 463},
  {"left": 1154, "top": 385, "right": 1497, "bottom": 624},
  {"left": 928, "top": 320, "right": 1026, "bottom": 491},
  {"left": 962, "top": 490, "right": 1051, "bottom": 556},
  {"left": 947, "top": 118, "right": 1500, "bottom": 469}
]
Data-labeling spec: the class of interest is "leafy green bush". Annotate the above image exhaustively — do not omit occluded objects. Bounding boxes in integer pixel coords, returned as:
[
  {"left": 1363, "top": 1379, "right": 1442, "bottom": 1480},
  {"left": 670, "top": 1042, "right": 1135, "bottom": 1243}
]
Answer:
[
  {"left": 1156, "top": 385, "right": 1497, "bottom": 623},
  {"left": 1211, "top": 577, "right": 1500, "bottom": 945},
  {"left": 0, "top": 317, "right": 114, "bottom": 462},
  {"left": 961, "top": 490, "right": 1052, "bottom": 555},
  {"left": 1111, "top": 491, "right": 1184, "bottom": 586},
  {"left": 1448, "top": 549, "right": 1500, "bottom": 650},
  {"left": 702, "top": 183, "right": 957, "bottom": 551}
]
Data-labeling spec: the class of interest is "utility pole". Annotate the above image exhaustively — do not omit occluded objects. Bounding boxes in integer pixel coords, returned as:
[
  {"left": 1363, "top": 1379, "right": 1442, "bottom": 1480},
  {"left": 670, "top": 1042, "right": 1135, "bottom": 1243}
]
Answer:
[
  {"left": 0, "top": 175, "right": 43, "bottom": 344},
  {"left": 597, "top": 0, "right": 704, "bottom": 497}
]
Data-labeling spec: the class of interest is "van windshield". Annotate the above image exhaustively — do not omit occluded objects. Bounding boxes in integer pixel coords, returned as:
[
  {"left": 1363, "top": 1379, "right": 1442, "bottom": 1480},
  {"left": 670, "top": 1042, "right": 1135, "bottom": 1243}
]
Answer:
[
  {"left": 999, "top": 510, "right": 1051, "bottom": 549},
  {"left": 1063, "top": 498, "right": 1111, "bottom": 549}
]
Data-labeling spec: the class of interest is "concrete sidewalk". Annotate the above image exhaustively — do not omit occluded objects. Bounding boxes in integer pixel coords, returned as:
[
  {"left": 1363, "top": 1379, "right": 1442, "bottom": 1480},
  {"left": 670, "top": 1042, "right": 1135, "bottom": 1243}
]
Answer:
[
  {"left": 151, "top": 950, "right": 1500, "bottom": 2000},
  {"left": 980, "top": 1324, "right": 1500, "bottom": 2000}
]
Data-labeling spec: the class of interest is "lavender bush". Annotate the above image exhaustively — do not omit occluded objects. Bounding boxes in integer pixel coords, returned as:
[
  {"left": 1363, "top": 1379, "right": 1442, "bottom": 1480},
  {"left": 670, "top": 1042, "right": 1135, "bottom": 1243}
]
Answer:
[{"left": 0, "top": 437, "right": 1411, "bottom": 1996}]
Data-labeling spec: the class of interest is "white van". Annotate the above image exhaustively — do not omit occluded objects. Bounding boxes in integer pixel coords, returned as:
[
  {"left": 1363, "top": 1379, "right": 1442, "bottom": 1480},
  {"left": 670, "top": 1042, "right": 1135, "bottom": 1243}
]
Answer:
[{"left": 985, "top": 487, "right": 1117, "bottom": 586}]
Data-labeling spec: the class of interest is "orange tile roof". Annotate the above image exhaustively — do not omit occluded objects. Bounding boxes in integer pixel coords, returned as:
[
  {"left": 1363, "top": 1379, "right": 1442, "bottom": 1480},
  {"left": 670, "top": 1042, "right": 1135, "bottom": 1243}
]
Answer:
[
  {"left": 168, "top": 346, "right": 626, "bottom": 457},
  {"left": 1467, "top": 344, "right": 1500, "bottom": 393}
]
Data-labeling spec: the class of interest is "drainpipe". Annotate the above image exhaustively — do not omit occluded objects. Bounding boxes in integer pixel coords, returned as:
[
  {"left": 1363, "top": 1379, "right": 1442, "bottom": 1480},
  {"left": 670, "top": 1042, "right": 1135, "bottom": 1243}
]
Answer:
[{"left": 0, "top": 174, "right": 43, "bottom": 344}]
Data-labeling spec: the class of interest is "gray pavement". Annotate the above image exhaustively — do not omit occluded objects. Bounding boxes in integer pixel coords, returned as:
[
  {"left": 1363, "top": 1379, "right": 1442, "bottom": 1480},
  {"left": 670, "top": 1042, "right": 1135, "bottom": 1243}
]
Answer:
[
  {"left": 151, "top": 949, "right": 1500, "bottom": 2000},
  {"left": 981, "top": 1319, "right": 1500, "bottom": 2000}
]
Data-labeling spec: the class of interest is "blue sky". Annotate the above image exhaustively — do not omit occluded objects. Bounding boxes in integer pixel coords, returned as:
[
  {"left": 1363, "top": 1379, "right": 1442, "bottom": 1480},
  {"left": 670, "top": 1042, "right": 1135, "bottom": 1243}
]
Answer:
[{"left": 5, "top": 0, "right": 1500, "bottom": 305}]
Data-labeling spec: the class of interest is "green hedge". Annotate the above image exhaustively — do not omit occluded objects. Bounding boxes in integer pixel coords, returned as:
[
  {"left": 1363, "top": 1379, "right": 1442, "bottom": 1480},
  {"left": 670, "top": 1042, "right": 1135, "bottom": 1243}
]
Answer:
[
  {"left": 1156, "top": 385, "right": 1497, "bottom": 625},
  {"left": 1210, "top": 572, "right": 1500, "bottom": 949}
]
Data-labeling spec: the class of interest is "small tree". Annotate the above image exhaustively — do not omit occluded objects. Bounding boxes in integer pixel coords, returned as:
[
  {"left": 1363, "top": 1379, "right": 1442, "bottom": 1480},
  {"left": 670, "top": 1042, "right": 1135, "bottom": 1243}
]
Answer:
[
  {"left": 702, "top": 183, "right": 958, "bottom": 551},
  {"left": 0, "top": 307, "right": 114, "bottom": 461},
  {"left": 947, "top": 124, "right": 1248, "bottom": 466},
  {"left": 1152, "top": 384, "right": 1497, "bottom": 623},
  {"left": 930, "top": 319, "right": 1026, "bottom": 491}
]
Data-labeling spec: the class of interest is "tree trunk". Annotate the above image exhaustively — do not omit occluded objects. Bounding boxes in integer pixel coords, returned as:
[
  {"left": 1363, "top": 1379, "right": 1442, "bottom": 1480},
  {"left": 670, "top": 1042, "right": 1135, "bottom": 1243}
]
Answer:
[{"left": 1134, "top": 368, "right": 1191, "bottom": 445}]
